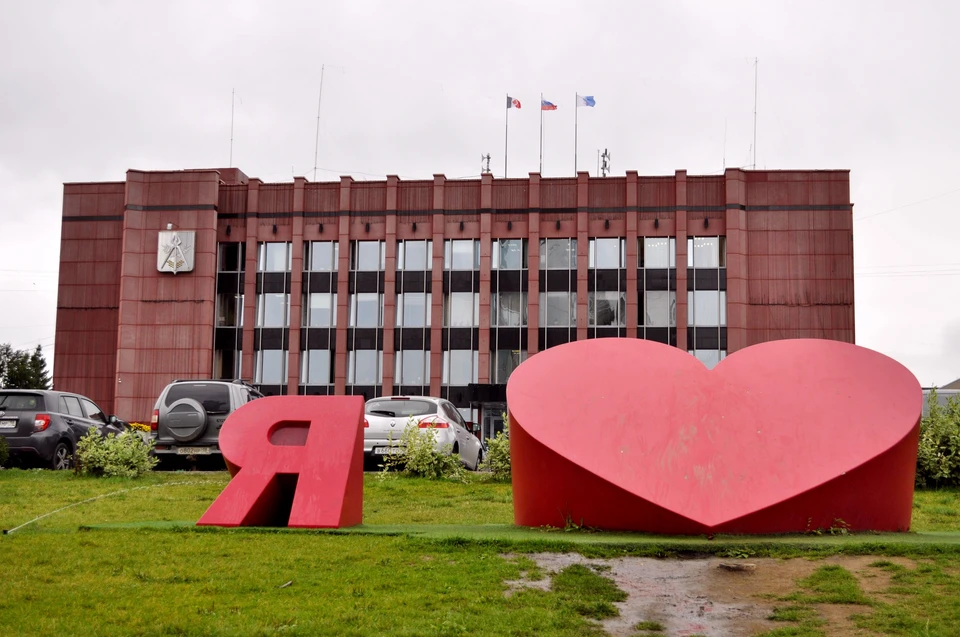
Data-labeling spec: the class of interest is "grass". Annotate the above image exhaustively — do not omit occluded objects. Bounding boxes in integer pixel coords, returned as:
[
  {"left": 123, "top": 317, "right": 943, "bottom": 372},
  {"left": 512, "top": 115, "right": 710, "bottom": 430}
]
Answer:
[{"left": 5, "top": 470, "right": 960, "bottom": 635}]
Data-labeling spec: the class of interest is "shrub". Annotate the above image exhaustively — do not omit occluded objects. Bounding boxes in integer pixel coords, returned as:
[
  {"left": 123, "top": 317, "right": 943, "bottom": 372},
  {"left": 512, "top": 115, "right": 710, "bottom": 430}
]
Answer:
[
  {"left": 0, "top": 435, "right": 9, "bottom": 468},
  {"left": 916, "top": 389, "right": 960, "bottom": 488},
  {"left": 127, "top": 422, "right": 151, "bottom": 433},
  {"left": 381, "top": 417, "right": 465, "bottom": 480},
  {"left": 481, "top": 411, "right": 511, "bottom": 481},
  {"left": 75, "top": 429, "right": 158, "bottom": 478}
]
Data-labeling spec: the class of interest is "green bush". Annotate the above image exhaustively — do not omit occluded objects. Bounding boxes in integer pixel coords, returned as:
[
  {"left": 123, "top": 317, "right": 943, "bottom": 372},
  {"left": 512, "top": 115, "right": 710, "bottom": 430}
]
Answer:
[
  {"left": 916, "top": 390, "right": 960, "bottom": 488},
  {"left": 75, "top": 429, "right": 158, "bottom": 478},
  {"left": 381, "top": 417, "right": 465, "bottom": 480},
  {"left": 481, "top": 411, "right": 511, "bottom": 481},
  {"left": 0, "top": 435, "right": 9, "bottom": 468}
]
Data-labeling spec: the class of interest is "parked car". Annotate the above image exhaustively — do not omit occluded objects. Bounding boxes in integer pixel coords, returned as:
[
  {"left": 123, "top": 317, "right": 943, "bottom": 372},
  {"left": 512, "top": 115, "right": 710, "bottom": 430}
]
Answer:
[
  {"left": 0, "top": 389, "right": 127, "bottom": 469},
  {"left": 151, "top": 379, "right": 264, "bottom": 459},
  {"left": 363, "top": 396, "right": 484, "bottom": 470}
]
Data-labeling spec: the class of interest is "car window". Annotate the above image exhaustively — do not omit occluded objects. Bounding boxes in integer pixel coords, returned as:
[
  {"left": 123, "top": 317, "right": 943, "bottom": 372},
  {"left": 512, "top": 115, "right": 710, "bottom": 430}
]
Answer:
[
  {"left": 60, "top": 396, "right": 84, "bottom": 417},
  {"left": 0, "top": 393, "right": 43, "bottom": 411},
  {"left": 442, "top": 403, "right": 465, "bottom": 427},
  {"left": 365, "top": 399, "right": 437, "bottom": 419},
  {"left": 80, "top": 398, "right": 107, "bottom": 423},
  {"left": 165, "top": 383, "right": 231, "bottom": 414}
]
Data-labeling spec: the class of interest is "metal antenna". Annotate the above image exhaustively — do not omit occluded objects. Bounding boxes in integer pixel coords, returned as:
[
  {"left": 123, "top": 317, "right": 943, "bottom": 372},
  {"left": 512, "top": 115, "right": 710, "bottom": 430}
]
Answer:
[
  {"left": 313, "top": 64, "right": 326, "bottom": 181},
  {"left": 481, "top": 153, "right": 492, "bottom": 175},
  {"left": 600, "top": 149, "right": 611, "bottom": 177},
  {"left": 752, "top": 57, "right": 758, "bottom": 169},
  {"left": 229, "top": 89, "right": 235, "bottom": 167}
]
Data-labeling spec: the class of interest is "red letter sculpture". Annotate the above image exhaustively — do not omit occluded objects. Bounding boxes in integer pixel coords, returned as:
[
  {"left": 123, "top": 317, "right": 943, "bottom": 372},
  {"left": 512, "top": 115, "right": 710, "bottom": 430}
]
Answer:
[
  {"left": 507, "top": 338, "right": 922, "bottom": 534},
  {"left": 197, "top": 396, "right": 365, "bottom": 528}
]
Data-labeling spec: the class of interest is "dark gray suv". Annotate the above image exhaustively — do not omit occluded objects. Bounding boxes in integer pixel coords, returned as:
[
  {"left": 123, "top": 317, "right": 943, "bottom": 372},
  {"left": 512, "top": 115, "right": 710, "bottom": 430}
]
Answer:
[{"left": 150, "top": 379, "right": 263, "bottom": 459}]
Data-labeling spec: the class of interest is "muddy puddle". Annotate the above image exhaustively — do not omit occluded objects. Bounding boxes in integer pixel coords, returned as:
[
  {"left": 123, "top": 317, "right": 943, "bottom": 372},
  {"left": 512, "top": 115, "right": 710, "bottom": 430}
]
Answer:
[{"left": 504, "top": 553, "right": 915, "bottom": 636}]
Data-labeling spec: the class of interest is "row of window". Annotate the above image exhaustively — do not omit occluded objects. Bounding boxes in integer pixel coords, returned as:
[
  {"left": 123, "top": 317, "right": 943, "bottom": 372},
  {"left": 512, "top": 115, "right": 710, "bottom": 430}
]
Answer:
[
  {"left": 220, "top": 237, "right": 727, "bottom": 273},
  {"left": 221, "top": 290, "right": 728, "bottom": 329}
]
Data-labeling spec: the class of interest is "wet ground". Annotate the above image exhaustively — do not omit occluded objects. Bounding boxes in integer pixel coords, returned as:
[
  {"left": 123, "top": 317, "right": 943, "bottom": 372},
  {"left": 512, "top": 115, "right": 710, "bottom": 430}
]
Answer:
[{"left": 505, "top": 553, "right": 916, "bottom": 636}]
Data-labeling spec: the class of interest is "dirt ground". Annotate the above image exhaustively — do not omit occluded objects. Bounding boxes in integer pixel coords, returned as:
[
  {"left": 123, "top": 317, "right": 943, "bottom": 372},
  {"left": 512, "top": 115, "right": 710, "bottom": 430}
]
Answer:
[{"left": 504, "top": 553, "right": 916, "bottom": 636}]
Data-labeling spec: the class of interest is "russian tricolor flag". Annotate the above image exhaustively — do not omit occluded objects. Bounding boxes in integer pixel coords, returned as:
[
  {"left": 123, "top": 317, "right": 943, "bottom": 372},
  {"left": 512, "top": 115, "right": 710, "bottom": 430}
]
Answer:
[{"left": 541, "top": 99, "right": 557, "bottom": 111}]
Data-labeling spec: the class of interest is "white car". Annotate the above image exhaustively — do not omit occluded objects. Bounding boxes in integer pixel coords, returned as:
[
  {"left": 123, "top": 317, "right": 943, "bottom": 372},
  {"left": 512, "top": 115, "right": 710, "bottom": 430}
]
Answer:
[{"left": 363, "top": 396, "right": 484, "bottom": 470}]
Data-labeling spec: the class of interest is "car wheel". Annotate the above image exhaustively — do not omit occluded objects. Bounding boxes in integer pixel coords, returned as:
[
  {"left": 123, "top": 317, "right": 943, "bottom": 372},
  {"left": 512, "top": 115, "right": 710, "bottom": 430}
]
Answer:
[
  {"left": 51, "top": 441, "right": 73, "bottom": 471},
  {"left": 475, "top": 448, "right": 484, "bottom": 471}
]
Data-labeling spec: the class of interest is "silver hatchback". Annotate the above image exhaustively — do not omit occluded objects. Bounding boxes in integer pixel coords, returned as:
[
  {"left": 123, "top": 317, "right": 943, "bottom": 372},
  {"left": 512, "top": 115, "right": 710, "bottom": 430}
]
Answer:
[{"left": 364, "top": 396, "right": 484, "bottom": 470}]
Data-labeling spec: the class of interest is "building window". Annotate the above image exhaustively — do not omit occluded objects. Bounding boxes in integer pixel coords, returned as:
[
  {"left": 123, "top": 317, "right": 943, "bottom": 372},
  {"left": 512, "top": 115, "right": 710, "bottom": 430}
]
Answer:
[
  {"left": 687, "top": 290, "right": 726, "bottom": 327},
  {"left": 348, "top": 350, "right": 383, "bottom": 384},
  {"left": 257, "top": 293, "right": 290, "bottom": 328},
  {"left": 540, "top": 238, "right": 577, "bottom": 269},
  {"left": 687, "top": 236, "right": 726, "bottom": 268},
  {"left": 258, "top": 242, "right": 291, "bottom": 272},
  {"left": 255, "top": 349, "right": 288, "bottom": 384},
  {"left": 396, "top": 293, "right": 432, "bottom": 328},
  {"left": 644, "top": 291, "right": 676, "bottom": 327},
  {"left": 351, "top": 240, "right": 385, "bottom": 271},
  {"left": 395, "top": 350, "right": 430, "bottom": 385},
  {"left": 588, "top": 238, "right": 625, "bottom": 269},
  {"left": 492, "top": 239, "right": 527, "bottom": 270},
  {"left": 588, "top": 291, "right": 625, "bottom": 326},
  {"left": 216, "top": 293, "right": 243, "bottom": 327},
  {"left": 397, "top": 240, "right": 432, "bottom": 271},
  {"left": 492, "top": 349, "right": 527, "bottom": 384},
  {"left": 304, "top": 292, "right": 337, "bottom": 328},
  {"left": 443, "top": 350, "right": 479, "bottom": 385},
  {"left": 444, "top": 239, "right": 480, "bottom": 270},
  {"left": 491, "top": 292, "right": 527, "bottom": 327},
  {"left": 444, "top": 292, "right": 479, "bottom": 327},
  {"left": 218, "top": 243, "right": 244, "bottom": 272},
  {"left": 349, "top": 293, "right": 383, "bottom": 328},
  {"left": 301, "top": 349, "right": 332, "bottom": 385},
  {"left": 689, "top": 349, "right": 726, "bottom": 370},
  {"left": 214, "top": 349, "right": 242, "bottom": 380},
  {"left": 306, "top": 241, "right": 338, "bottom": 272},
  {"left": 539, "top": 291, "right": 577, "bottom": 327},
  {"left": 640, "top": 237, "right": 676, "bottom": 268}
]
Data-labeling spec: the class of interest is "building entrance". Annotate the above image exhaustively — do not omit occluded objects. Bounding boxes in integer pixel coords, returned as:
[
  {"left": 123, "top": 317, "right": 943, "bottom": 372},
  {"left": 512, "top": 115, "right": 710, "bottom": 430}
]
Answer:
[{"left": 481, "top": 403, "right": 507, "bottom": 442}]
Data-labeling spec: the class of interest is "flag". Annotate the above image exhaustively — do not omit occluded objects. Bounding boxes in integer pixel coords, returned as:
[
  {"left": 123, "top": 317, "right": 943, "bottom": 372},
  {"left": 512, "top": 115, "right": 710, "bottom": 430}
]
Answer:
[
  {"left": 507, "top": 95, "right": 521, "bottom": 109},
  {"left": 541, "top": 98, "right": 557, "bottom": 111},
  {"left": 576, "top": 94, "right": 596, "bottom": 107}
]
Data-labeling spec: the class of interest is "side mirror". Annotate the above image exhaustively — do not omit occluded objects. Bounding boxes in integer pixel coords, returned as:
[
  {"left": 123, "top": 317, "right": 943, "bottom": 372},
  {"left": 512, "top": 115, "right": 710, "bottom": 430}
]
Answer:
[{"left": 109, "top": 415, "right": 118, "bottom": 424}]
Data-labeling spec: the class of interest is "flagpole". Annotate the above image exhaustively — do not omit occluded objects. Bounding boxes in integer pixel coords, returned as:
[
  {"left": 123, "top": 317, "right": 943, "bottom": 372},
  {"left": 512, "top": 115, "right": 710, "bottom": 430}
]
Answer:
[
  {"left": 539, "top": 93, "right": 543, "bottom": 174},
  {"left": 574, "top": 93, "right": 578, "bottom": 175},
  {"left": 504, "top": 94, "right": 509, "bottom": 178}
]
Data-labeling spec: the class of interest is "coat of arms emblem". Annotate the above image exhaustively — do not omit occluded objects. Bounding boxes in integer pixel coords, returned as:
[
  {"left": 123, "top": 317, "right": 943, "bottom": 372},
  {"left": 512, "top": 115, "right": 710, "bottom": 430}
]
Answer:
[{"left": 157, "top": 231, "right": 196, "bottom": 274}]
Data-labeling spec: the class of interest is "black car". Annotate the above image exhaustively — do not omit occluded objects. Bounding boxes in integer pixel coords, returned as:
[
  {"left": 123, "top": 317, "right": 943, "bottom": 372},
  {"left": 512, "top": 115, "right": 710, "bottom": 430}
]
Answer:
[{"left": 0, "top": 390, "right": 127, "bottom": 469}]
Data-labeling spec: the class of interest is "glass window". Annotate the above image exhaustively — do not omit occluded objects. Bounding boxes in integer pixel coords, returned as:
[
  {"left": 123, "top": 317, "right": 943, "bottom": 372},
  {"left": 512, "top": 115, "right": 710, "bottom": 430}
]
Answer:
[
  {"left": 257, "top": 293, "right": 289, "bottom": 327},
  {"left": 366, "top": 398, "right": 437, "bottom": 418},
  {"left": 216, "top": 293, "right": 242, "bottom": 327},
  {"left": 255, "top": 350, "right": 287, "bottom": 384},
  {"left": 258, "top": 242, "right": 291, "bottom": 272},
  {"left": 644, "top": 291, "right": 676, "bottom": 327},
  {"left": 444, "top": 239, "right": 480, "bottom": 270},
  {"left": 539, "top": 238, "right": 577, "bottom": 269},
  {"left": 539, "top": 291, "right": 577, "bottom": 327},
  {"left": 444, "top": 292, "right": 478, "bottom": 327},
  {"left": 492, "top": 239, "right": 527, "bottom": 270},
  {"left": 350, "top": 293, "right": 383, "bottom": 328},
  {"left": 80, "top": 398, "right": 106, "bottom": 423},
  {"left": 641, "top": 237, "right": 676, "bottom": 268},
  {"left": 164, "top": 383, "right": 231, "bottom": 411},
  {"left": 218, "top": 243, "right": 243, "bottom": 272},
  {"left": 395, "top": 350, "right": 430, "bottom": 385},
  {"left": 348, "top": 350, "right": 382, "bottom": 384},
  {"left": 491, "top": 292, "right": 527, "bottom": 327},
  {"left": 307, "top": 241, "right": 338, "bottom": 272},
  {"left": 687, "top": 290, "right": 725, "bottom": 327},
  {"left": 687, "top": 236, "right": 726, "bottom": 268},
  {"left": 588, "top": 238, "right": 625, "bottom": 269},
  {"left": 492, "top": 349, "right": 527, "bottom": 384},
  {"left": 301, "top": 349, "right": 331, "bottom": 385},
  {"left": 397, "top": 240, "right": 432, "bottom": 271},
  {"left": 589, "top": 291, "right": 625, "bottom": 326},
  {"left": 689, "top": 349, "right": 725, "bottom": 370},
  {"left": 396, "top": 293, "right": 431, "bottom": 328},
  {"left": 351, "top": 240, "right": 384, "bottom": 271},
  {"left": 304, "top": 293, "right": 336, "bottom": 328},
  {"left": 443, "top": 350, "right": 479, "bottom": 385}
]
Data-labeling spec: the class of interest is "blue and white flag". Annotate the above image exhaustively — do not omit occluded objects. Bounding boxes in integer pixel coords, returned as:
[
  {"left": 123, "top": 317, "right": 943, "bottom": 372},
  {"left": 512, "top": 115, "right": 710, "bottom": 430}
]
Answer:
[{"left": 576, "top": 94, "right": 596, "bottom": 107}]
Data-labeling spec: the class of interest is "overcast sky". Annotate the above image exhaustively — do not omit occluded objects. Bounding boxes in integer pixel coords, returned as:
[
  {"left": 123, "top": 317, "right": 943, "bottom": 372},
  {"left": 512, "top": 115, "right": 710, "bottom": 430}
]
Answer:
[{"left": 1, "top": 0, "right": 958, "bottom": 386}]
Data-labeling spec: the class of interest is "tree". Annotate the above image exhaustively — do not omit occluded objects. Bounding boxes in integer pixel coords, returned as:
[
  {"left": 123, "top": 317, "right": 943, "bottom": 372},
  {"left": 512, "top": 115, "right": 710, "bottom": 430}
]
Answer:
[{"left": 0, "top": 343, "right": 51, "bottom": 389}]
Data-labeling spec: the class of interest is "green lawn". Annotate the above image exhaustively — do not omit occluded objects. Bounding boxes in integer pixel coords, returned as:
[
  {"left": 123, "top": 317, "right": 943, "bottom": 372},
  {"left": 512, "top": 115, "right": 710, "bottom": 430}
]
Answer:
[{"left": 3, "top": 470, "right": 960, "bottom": 636}]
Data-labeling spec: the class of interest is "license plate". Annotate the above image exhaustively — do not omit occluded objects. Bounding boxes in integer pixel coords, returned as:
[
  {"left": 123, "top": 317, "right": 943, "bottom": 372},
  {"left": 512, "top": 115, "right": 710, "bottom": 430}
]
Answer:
[
  {"left": 176, "top": 447, "right": 213, "bottom": 455},
  {"left": 373, "top": 446, "right": 404, "bottom": 455},
  {"left": 0, "top": 419, "right": 16, "bottom": 429}
]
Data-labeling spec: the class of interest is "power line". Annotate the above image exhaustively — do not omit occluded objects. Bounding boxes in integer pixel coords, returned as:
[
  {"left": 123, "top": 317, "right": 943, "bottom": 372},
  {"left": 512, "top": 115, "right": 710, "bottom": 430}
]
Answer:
[{"left": 855, "top": 187, "right": 960, "bottom": 221}]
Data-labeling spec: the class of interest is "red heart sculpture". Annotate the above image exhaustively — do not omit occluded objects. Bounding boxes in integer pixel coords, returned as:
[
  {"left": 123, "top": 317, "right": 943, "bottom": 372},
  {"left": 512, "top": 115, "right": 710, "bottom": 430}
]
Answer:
[{"left": 506, "top": 338, "right": 921, "bottom": 534}]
